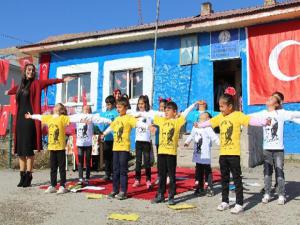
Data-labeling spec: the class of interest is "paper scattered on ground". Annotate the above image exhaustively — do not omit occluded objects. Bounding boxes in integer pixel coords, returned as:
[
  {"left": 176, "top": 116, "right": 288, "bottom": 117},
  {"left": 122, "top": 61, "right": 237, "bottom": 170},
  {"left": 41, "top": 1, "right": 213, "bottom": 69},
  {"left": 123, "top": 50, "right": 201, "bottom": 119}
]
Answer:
[
  {"left": 168, "top": 203, "right": 197, "bottom": 210},
  {"left": 86, "top": 194, "right": 104, "bottom": 199},
  {"left": 244, "top": 182, "right": 261, "bottom": 187},
  {"left": 108, "top": 213, "right": 139, "bottom": 221},
  {"left": 70, "top": 186, "right": 105, "bottom": 193}
]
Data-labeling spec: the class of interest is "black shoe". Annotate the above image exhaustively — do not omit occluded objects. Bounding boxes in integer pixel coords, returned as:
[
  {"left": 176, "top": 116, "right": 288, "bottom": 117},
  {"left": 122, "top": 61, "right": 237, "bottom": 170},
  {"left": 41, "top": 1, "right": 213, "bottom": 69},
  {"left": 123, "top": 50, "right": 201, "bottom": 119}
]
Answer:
[
  {"left": 151, "top": 194, "right": 165, "bottom": 204},
  {"left": 17, "top": 171, "right": 26, "bottom": 187},
  {"left": 108, "top": 192, "right": 118, "bottom": 199},
  {"left": 168, "top": 197, "right": 176, "bottom": 205},
  {"left": 194, "top": 189, "right": 205, "bottom": 196},
  {"left": 260, "top": 188, "right": 265, "bottom": 194},
  {"left": 23, "top": 172, "right": 32, "bottom": 187},
  {"left": 115, "top": 192, "right": 127, "bottom": 200}
]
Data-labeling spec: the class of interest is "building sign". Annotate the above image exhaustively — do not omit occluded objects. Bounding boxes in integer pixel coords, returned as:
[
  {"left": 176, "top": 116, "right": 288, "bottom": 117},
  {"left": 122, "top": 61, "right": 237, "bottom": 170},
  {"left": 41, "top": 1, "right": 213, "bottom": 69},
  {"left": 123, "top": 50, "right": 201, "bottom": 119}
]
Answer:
[{"left": 210, "top": 29, "right": 240, "bottom": 60}]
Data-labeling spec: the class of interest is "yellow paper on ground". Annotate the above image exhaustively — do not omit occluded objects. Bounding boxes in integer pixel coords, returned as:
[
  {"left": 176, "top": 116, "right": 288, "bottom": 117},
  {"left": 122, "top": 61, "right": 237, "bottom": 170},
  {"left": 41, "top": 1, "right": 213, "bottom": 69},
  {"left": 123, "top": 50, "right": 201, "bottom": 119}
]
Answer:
[
  {"left": 108, "top": 213, "right": 139, "bottom": 221},
  {"left": 86, "top": 194, "right": 103, "bottom": 199},
  {"left": 168, "top": 204, "right": 196, "bottom": 210}
]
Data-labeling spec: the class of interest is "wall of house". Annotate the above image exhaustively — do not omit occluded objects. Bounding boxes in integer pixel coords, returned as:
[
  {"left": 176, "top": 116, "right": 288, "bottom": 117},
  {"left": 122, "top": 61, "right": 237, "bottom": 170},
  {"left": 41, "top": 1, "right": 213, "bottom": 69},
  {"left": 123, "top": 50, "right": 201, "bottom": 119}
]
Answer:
[{"left": 46, "top": 26, "right": 300, "bottom": 154}]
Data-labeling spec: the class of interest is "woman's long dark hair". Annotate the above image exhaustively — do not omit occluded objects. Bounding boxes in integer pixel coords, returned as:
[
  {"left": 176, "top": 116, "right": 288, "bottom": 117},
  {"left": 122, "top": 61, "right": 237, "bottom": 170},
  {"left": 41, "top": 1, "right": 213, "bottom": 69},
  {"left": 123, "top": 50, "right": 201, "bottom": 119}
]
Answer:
[{"left": 16, "top": 64, "right": 36, "bottom": 101}]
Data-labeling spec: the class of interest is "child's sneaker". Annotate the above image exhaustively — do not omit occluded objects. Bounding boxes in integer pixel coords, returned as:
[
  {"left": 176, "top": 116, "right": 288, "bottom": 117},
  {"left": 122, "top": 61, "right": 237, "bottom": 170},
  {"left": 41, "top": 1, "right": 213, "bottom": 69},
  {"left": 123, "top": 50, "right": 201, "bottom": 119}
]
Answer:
[
  {"left": 132, "top": 180, "right": 140, "bottom": 187},
  {"left": 194, "top": 189, "right": 206, "bottom": 196},
  {"left": 168, "top": 197, "right": 176, "bottom": 205},
  {"left": 194, "top": 180, "right": 199, "bottom": 187},
  {"left": 230, "top": 204, "right": 244, "bottom": 214},
  {"left": 151, "top": 194, "right": 165, "bottom": 204},
  {"left": 108, "top": 191, "right": 118, "bottom": 199},
  {"left": 103, "top": 175, "right": 111, "bottom": 181},
  {"left": 115, "top": 192, "right": 127, "bottom": 200},
  {"left": 217, "top": 202, "right": 230, "bottom": 211},
  {"left": 146, "top": 180, "right": 152, "bottom": 190},
  {"left": 262, "top": 194, "right": 271, "bottom": 204},
  {"left": 45, "top": 186, "right": 57, "bottom": 194},
  {"left": 277, "top": 195, "right": 285, "bottom": 205},
  {"left": 57, "top": 186, "right": 68, "bottom": 194},
  {"left": 206, "top": 187, "right": 214, "bottom": 197},
  {"left": 166, "top": 177, "right": 170, "bottom": 185}
]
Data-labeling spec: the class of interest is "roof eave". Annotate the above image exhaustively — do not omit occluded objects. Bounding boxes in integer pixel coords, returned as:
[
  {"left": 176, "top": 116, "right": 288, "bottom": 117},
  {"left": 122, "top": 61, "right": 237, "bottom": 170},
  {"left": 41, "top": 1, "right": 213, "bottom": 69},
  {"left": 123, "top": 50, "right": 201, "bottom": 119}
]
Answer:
[{"left": 18, "top": 5, "right": 300, "bottom": 56}]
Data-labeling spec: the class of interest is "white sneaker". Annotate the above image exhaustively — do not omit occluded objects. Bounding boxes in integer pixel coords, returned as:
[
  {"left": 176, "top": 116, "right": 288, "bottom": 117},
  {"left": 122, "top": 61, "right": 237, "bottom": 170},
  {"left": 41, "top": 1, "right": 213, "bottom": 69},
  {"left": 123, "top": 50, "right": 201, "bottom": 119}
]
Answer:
[
  {"left": 45, "top": 186, "right": 57, "bottom": 194},
  {"left": 278, "top": 195, "right": 285, "bottom": 205},
  {"left": 262, "top": 194, "right": 271, "bottom": 204},
  {"left": 217, "top": 202, "right": 230, "bottom": 211},
  {"left": 57, "top": 186, "right": 68, "bottom": 194},
  {"left": 230, "top": 204, "right": 244, "bottom": 214}
]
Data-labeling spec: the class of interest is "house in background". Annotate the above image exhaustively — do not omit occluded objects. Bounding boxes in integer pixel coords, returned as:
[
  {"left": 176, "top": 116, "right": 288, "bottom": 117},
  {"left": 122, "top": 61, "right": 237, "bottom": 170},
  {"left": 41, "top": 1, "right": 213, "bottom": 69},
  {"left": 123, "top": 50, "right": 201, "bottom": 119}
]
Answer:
[{"left": 14, "top": 0, "right": 300, "bottom": 154}]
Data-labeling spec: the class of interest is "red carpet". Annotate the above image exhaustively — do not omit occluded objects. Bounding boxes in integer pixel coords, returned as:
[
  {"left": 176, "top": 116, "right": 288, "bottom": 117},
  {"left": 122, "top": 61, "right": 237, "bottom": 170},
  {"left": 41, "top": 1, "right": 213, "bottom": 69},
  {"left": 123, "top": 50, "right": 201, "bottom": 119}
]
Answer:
[{"left": 39, "top": 167, "right": 221, "bottom": 200}]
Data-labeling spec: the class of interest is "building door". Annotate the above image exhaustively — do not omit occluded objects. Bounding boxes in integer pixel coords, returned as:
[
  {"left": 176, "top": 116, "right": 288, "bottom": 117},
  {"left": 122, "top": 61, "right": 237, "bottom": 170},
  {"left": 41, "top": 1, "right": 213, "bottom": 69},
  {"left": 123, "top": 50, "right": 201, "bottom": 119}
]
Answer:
[{"left": 213, "top": 59, "right": 242, "bottom": 111}]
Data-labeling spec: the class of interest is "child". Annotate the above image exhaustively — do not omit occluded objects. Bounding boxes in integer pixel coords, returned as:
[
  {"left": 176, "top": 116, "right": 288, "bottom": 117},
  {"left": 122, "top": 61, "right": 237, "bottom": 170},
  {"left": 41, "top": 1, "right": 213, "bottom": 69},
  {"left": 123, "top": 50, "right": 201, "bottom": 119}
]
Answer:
[
  {"left": 75, "top": 105, "right": 111, "bottom": 185},
  {"left": 250, "top": 93, "right": 300, "bottom": 205},
  {"left": 151, "top": 101, "right": 197, "bottom": 205},
  {"left": 99, "top": 95, "right": 119, "bottom": 181},
  {"left": 184, "top": 112, "right": 219, "bottom": 196},
  {"left": 25, "top": 103, "right": 86, "bottom": 194},
  {"left": 196, "top": 87, "right": 269, "bottom": 214},
  {"left": 132, "top": 95, "right": 153, "bottom": 189},
  {"left": 186, "top": 100, "right": 208, "bottom": 132},
  {"left": 102, "top": 97, "right": 148, "bottom": 200}
]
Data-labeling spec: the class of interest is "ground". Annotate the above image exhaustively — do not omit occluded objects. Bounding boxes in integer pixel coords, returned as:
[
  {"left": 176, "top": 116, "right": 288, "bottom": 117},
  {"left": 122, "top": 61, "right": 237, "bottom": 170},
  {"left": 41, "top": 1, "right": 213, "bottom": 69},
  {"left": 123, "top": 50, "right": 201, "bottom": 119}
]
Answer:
[{"left": 0, "top": 162, "right": 300, "bottom": 225}]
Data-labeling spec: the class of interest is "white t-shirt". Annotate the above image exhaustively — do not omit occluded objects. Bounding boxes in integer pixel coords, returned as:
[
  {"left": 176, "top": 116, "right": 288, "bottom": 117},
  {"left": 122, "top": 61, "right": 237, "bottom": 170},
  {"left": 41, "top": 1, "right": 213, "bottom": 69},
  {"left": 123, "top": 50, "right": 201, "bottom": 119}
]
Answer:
[
  {"left": 251, "top": 109, "right": 300, "bottom": 150},
  {"left": 185, "top": 126, "right": 220, "bottom": 164},
  {"left": 73, "top": 113, "right": 111, "bottom": 147}
]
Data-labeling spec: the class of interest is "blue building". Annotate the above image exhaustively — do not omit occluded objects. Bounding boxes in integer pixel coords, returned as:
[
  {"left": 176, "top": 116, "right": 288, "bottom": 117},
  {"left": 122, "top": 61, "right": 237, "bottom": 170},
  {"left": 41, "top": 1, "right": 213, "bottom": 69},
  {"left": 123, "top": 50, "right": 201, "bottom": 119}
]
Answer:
[{"left": 18, "top": 0, "right": 300, "bottom": 154}]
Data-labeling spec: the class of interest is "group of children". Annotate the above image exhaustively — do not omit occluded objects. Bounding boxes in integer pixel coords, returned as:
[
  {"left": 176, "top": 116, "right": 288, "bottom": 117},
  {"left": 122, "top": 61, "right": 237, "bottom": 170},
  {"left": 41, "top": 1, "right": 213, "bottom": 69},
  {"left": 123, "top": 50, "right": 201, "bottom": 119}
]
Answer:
[{"left": 24, "top": 87, "right": 300, "bottom": 214}]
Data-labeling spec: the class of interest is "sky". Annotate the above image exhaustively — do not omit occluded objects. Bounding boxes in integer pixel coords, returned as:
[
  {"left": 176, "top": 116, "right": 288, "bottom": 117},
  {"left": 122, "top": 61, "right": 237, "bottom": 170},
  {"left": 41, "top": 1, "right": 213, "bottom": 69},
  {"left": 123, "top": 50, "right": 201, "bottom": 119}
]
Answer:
[{"left": 0, "top": 0, "right": 286, "bottom": 49}]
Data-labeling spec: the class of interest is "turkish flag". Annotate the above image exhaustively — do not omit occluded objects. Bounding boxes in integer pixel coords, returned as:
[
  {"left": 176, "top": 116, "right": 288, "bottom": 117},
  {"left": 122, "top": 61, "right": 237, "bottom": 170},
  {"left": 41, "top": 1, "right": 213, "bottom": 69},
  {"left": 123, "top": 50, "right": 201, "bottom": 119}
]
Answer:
[
  {"left": 39, "top": 54, "right": 50, "bottom": 81},
  {"left": 248, "top": 20, "right": 300, "bottom": 104},
  {"left": 0, "top": 59, "right": 9, "bottom": 85},
  {"left": 19, "top": 56, "right": 33, "bottom": 71},
  {"left": 9, "top": 79, "right": 16, "bottom": 115},
  {"left": 0, "top": 106, "right": 10, "bottom": 136}
]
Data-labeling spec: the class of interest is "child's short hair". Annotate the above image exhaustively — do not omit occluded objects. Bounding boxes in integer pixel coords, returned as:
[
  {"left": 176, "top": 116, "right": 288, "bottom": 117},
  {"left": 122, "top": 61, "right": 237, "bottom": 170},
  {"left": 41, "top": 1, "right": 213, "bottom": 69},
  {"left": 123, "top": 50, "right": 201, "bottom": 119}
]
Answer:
[
  {"left": 203, "top": 111, "right": 212, "bottom": 119},
  {"left": 116, "top": 97, "right": 129, "bottom": 108},
  {"left": 105, "top": 95, "right": 116, "bottom": 105},
  {"left": 165, "top": 101, "right": 178, "bottom": 111},
  {"left": 137, "top": 95, "right": 150, "bottom": 111},
  {"left": 56, "top": 103, "right": 67, "bottom": 115},
  {"left": 272, "top": 91, "right": 284, "bottom": 103}
]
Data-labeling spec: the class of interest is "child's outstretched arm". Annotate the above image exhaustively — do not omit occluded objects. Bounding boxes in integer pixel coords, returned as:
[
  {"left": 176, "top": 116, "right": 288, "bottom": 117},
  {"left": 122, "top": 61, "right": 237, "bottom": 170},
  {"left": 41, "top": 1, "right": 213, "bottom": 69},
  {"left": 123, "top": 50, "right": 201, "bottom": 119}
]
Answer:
[
  {"left": 184, "top": 127, "right": 196, "bottom": 147},
  {"left": 195, "top": 120, "right": 212, "bottom": 128},
  {"left": 249, "top": 116, "right": 270, "bottom": 126},
  {"left": 91, "top": 114, "right": 112, "bottom": 124},
  {"left": 25, "top": 112, "right": 42, "bottom": 121},
  {"left": 181, "top": 102, "right": 197, "bottom": 118},
  {"left": 101, "top": 126, "right": 113, "bottom": 140}
]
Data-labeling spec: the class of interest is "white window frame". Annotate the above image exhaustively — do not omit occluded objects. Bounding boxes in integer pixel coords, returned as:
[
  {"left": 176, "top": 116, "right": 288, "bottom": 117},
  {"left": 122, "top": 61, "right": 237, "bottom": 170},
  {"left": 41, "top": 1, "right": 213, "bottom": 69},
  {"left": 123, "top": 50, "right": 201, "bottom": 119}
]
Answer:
[
  {"left": 55, "top": 62, "right": 99, "bottom": 112},
  {"left": 102, "top": 56, "right": 152, "bottom": 111},
  {"left": 111, "top": 68, "right": 143, "bottom": 99}
]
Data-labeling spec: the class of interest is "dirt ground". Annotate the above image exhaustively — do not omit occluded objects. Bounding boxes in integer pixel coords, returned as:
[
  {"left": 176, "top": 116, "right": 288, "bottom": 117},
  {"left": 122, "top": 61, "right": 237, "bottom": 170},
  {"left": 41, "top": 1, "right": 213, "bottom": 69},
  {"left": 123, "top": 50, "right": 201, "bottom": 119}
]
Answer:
[{"left": 0, "top": 162, "right": 299, "bottom": 225}]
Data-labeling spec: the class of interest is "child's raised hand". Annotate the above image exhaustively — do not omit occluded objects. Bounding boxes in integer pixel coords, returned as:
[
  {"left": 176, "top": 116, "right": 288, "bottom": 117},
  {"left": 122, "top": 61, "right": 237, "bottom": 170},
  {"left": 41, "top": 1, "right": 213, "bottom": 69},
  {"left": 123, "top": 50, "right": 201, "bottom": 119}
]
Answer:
[
  {"left": 25, "top": 112, "right": 32, "bottom": 119},
  {"left": 194, "top": 122, "right": 199, "bottom": 128}
]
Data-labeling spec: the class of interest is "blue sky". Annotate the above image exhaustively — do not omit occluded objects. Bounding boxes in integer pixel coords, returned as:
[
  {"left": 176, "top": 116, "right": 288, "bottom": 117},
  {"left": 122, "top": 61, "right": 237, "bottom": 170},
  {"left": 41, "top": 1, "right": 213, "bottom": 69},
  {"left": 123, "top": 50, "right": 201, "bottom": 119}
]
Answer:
[{"left": 0, "top": 0, "right": 285, "bottom": 49}]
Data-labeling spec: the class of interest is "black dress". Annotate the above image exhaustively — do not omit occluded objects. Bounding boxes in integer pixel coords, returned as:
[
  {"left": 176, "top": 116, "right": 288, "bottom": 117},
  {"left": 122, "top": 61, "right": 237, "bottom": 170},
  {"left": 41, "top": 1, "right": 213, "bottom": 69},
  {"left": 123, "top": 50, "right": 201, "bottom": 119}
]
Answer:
[{"left": 16, "top": 90, "right": 36, "bottom": 157}]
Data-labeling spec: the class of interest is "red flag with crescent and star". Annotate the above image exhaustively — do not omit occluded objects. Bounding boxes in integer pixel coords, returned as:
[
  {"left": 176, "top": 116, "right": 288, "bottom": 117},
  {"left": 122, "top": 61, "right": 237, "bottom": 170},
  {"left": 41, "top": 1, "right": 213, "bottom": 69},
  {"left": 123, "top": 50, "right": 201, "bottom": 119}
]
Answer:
[
  {"left": 247, "top": 20, "right": 300, "bottom": 105},
  {"left": 0, "top": 105, "right": 10, "bottom": 136},
  {"left": 18, "top": 56, "right": 33, "bottom": 71}
]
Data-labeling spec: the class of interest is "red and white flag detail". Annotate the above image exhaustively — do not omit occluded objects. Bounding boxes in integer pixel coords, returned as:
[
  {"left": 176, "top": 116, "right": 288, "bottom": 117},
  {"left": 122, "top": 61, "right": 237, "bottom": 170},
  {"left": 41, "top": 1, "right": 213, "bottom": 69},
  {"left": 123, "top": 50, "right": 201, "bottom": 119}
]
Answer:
[
  {"left": 248, "top": 20, "right": 300, "bottom": 104},
  {"left": 18, "top": 56, "right": 33, "bottom": 71}
]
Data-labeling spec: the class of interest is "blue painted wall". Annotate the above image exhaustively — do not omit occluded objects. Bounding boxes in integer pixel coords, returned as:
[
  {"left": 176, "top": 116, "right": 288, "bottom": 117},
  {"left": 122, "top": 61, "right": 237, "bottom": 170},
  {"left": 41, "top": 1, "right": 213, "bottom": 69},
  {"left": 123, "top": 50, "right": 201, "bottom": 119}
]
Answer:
[{"left": 45, "top": 27, "right": 300, "bottom": 154}]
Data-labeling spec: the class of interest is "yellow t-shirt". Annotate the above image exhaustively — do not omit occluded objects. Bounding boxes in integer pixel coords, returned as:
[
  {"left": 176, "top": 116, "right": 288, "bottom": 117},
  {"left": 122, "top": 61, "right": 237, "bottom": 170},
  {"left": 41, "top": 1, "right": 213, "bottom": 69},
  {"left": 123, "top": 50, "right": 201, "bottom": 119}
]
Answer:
[
  {"left": 110, "top": 115, "right": 137, "bottom": 151},
  {"left": 154, "top": 116, "right": 186, "bottom": 155},
  {"left": 210, "top": 111, "right": 250, "bottom": 156},
  {"left": 41, "top": 115, "right": 70, "bottom": 151}
]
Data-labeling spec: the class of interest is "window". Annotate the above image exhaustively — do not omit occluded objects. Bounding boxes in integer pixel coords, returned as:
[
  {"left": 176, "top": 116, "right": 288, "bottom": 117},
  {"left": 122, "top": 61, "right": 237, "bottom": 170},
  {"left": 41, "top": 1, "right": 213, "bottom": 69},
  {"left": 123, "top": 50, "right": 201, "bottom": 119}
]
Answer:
[
  {"left": 61, "top": 72, "right": 91, "bottom": 104},
  {"left": 111, "top": 69, "right": 143, "bottom": 99}
]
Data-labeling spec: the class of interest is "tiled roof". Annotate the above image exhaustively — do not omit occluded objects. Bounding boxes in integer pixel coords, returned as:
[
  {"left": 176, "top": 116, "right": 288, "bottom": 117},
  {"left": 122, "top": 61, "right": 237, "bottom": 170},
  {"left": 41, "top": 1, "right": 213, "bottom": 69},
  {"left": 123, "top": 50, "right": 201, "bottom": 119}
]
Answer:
[{"left": 19, "top": 0, "right": 300, "bottom": 48}]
